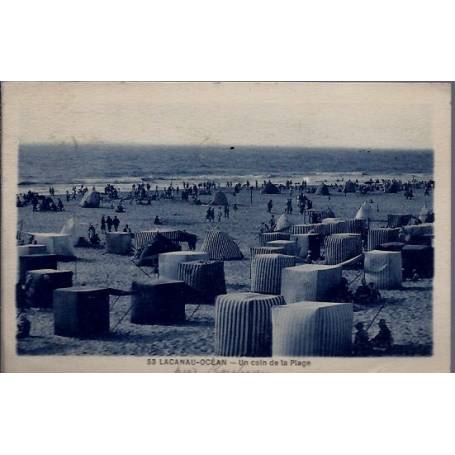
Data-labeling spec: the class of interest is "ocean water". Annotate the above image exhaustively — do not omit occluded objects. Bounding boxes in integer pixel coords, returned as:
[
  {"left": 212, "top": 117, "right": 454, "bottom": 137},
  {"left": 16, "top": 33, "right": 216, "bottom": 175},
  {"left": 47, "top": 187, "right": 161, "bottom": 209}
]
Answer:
[{"left": 18, "top": 144, "right": 433, "bottom": 193}]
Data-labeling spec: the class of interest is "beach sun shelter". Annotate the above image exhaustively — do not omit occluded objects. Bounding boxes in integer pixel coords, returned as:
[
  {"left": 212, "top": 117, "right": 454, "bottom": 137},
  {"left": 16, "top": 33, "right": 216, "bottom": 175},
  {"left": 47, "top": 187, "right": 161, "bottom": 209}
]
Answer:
[
  {"left": 201, "top": 230, "right": 243, "bottom": 261},
  {"left": 274, "top": 213, "right": 293, "bottom": 232},
  {"left": 315, "top": 183, "right": 330, "bottom": 196},
  {"left": 355, "top": 201, "right": 373, "bottom": 221},
  {"left": 261, "top": 182, "right": 280, "bottom": 194},
  {"left": 210, "top": 191, "right": 229, "bottom": 206},
  {"left": 79, "top": 190, "right": 101, "bottom": 208}
]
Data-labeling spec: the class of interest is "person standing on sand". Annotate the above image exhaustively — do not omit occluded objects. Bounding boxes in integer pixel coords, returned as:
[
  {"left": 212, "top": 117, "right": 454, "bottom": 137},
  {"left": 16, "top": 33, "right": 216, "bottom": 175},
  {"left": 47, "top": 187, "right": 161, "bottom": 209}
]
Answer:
[
  {"left": 217, "top": 207, "right": 222, "bottom": 222},
  {"left": 270, "top": 214, "right": 276, "bottom": 231},
  {"left": 106, "top": 215, "right": 113, "bottom": 232},
  {"left": 101, "top": 215, "right": 106, "bottom": 234},
  {"left": 113, "top": 216, "right": 120, "bottom": 232},
  {"left": 267, "top": 199, "right": 273, "bottom": 213},
  {"left": 224, "top": 205, "right": 230, "bottom": 219}
]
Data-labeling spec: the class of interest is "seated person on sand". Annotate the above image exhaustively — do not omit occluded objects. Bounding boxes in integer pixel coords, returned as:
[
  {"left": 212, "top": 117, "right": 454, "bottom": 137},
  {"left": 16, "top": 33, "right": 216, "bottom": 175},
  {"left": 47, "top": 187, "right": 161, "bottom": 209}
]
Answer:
[
  {"left": 333, "top": 277, "right": 353, "bottom": 303},
  {"left": 88, "top": 224, "right": 100, "bottom": 246},
  {"left": 371, "top": 319, "right": 393, "bottom": 351},
  {"left": 116, "top": 202, "right": 125, "bottom": 213},
  {"left": 368, "top": 282, "right": 382, "bottom": 303},
  {"left": 304, "top": 251, "right": 313, "bottom": 264},
  {"left": 154, "top": 215, "right": 162, "bottom": 225},
  {"left": 354, "top": 278, "right": 371, "bottom": 305},
  {"left": 410, "top": 269, "right": 420, "bottom": 282},
  {"left": 353, "top": 322, "right": 372, "bottom": 356}
]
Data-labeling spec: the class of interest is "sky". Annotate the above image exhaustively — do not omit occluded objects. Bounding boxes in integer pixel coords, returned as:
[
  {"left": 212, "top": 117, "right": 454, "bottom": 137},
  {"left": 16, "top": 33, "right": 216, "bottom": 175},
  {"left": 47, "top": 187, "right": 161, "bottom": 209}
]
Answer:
[{"left": 5, "top": 82, "right": 449, "bottom": 149}]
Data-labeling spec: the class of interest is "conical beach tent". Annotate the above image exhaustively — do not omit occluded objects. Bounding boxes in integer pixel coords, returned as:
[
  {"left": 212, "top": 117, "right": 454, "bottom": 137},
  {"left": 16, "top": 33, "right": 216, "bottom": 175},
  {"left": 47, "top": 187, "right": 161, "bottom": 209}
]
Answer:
[
  {"left": 261, "top": 182, "right": 280, "bottom": 194},
  {"left": 210, "top": 191, "right": 229, "bottom": 206},
  {"left": 355, "top": 202, "right": 372, "bottom": 221},
  {"left": 201, "top": 230, "right": 243, "bottom": 260},
  {"left": 61, "top": 217, "right": 90, "bottom": 245},
  {"left": 80, "top": 190, "right": 101, "bottom": 208},
  {"left": 315, "top": 183, "right": 330, "bottom": 196},
  {"left": 418, "top": 204, "right": 433, "bottom": 223},
  {"left": 274, "top": 214, "right": 292, "bottom": 232}
]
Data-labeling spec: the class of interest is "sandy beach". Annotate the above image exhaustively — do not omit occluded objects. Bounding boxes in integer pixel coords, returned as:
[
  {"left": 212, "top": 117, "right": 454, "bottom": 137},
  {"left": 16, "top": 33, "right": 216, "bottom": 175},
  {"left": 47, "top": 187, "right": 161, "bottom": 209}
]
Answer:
[{"left": 16, "top": 184, "right": 433, "bottom": 357}]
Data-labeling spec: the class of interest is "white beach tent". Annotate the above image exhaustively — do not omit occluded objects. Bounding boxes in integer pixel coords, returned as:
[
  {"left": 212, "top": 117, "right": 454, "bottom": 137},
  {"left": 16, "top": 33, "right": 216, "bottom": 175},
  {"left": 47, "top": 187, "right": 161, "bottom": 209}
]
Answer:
[
  {"left": 418, "top": 204, "right": 431, "bottom": 223},
  {"left": 274, "top": 213, "right": 293, "bottom": 232},
  {"left": 61, "top": 217, "right": 90, "bottom": 245},
  {"left": 355, "top": 201, "right": 373, "bottom": 221},
  {"left": 80, "top": 190, "right": 101, "bottom": 208},
  {"left": 27, "top": 232, "right": 75, "bottom": 258}
]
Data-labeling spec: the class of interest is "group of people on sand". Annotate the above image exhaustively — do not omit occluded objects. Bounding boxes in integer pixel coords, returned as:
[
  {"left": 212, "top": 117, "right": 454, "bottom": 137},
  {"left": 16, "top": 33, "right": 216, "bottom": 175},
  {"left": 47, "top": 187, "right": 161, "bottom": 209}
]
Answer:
[
  {"left": 100, "top": 215, "right": 122, "bottom": 233},
  {"left": 17, "top": 192, "right": 65, "bottom": 212},
  {"left": 205, "top": 205, "right": 230, "bottom": 223},
  {"left": 353, "top": 319, "right": 393, "bottom": 355}
]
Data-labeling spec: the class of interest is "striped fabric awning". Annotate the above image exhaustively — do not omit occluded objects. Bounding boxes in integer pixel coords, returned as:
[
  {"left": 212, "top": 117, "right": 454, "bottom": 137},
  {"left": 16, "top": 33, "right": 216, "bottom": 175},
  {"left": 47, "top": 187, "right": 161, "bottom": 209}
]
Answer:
[
  {"left": 178, "top": 260, "right": 226, "bottom": 304},
  {"left": 250, "top": 253, "right": 296, "bottom": 295},
  {"left": 324, "top": 234, "right": 363, "bottom": 265},
  {"left": 135, "top": 228, "right": 181, "bottom": 250},
  {"left": 367, "top": 228, "right": 400, "bottom": 251},
  {"left": 292, "top": 224, "right": 326, "bottom": 236}
]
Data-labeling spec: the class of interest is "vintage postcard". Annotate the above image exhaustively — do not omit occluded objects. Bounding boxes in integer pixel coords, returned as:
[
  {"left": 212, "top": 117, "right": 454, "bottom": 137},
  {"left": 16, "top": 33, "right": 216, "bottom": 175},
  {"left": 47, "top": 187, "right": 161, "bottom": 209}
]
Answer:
[{"left": 1, "top": 82, "right": 451, "bottom": 372}]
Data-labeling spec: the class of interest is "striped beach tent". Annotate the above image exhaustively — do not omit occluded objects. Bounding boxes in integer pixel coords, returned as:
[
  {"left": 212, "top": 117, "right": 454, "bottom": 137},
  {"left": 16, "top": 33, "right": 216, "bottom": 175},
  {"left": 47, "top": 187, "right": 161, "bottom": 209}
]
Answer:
[
  {"left": 322, "top": 220, "right": 347, "bottom": 236},
  {"left": 272, "top": 302, "right": 354, "bottom": 356},
  {"left": 280, "top": 264, "right": 342, "bottom": 303},
  {"left": 342, "top": 219, "right": 364, "bottom": 234},
  {"left": 178, "top": 260, "right": 226, "bottom": 304},
  {"left": 367, "top": 228, "right": 400, "bottom": 251},
  {"left": 215, "top": 292, "right": 286, "bottom": 356},
  {"left": 201, "top": 230, "right": 243, "bottom": 260},
  {"left": 364, "top": 250, "right": 402, "bottom": 289},
  {"left": 250, "top": 253, "right": 296, "bottom": 294},
  {"left": 324, "top": 234, "right": 362, "bottom": 265}
]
